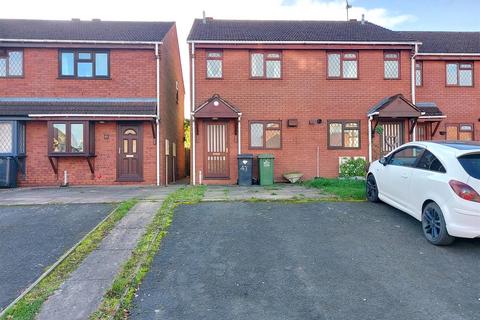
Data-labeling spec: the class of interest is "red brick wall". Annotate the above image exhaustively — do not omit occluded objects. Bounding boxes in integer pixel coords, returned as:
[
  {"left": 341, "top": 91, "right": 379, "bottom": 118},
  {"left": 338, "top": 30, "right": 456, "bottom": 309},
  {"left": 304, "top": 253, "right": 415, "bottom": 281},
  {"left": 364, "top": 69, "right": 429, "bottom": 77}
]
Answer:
[
  {"left": 18, "top": 120, "right": 157, "bottom": 186},
  {"left": 1, "top": 48, "right": 156, "bottom": 98},
  {"left": 159, "top": 25, "right": 186, "bottom": 184},
  {"left": 1, "top": 39, "right": 185, "bottom": 186},
  {"left": 416, "top": 59, "right": 480, "bottom": 139},
  {"left": 192, "top": 47, "right": 413, "bottom": 183}
]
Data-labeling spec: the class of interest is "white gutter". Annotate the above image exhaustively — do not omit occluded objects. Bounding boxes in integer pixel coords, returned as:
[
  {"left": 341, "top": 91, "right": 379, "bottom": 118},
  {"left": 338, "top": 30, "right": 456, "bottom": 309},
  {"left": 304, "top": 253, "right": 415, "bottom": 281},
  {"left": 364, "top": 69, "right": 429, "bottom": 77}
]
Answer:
[
  {"left": 187, "top": 40, "right": 421, "bottom": 45},
  {"left": 28, "top": 114, "right": 156, "bottom": 118},
  {"left": 367, "top": 111, "right": 379, "bottom": 117},
  {"left": 416, "top": 53, "right": 480, "bottom": 56},
  {"left": 155, "top": 43, "right": 161, "bottom": 187},
  {"left": 0, "top": 38, "right": 162, "bottom": 45},
  {"left": 191, "top": 42, "right": 196, "bottom": 185}
]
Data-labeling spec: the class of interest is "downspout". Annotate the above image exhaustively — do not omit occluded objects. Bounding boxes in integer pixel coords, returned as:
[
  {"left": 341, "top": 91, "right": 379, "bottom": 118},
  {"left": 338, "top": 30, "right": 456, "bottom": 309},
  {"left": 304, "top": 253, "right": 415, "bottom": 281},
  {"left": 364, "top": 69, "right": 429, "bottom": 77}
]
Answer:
[
  {"left": 237, "top": 114, "right": 242, "bottom": 155},
  {"left": 155, "top": 43, "right": 161, "bottom": 186},
  {"left": 411, "top": 43, "right": 418, "bottom": 142},
  {"left": 191, "top": 43, "right": 196, "bottom": 185},
  {"left": 368, "top": 116, "right": 373, "bottom": 163}
]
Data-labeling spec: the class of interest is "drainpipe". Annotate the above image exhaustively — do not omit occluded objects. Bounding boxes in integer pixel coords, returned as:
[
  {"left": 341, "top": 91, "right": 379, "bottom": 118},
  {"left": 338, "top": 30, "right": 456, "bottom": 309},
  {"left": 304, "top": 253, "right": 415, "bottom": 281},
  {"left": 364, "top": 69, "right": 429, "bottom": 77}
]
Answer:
[
  {"left": 237, "top": 114, "right": 242, "bottom": 155},
  {"left": 155, "top": 43, "right": 161, "bottom": 186},
  {"left": 368, "top": 116, "right": 373, "bottom": 163},
  {"left": 411, "top": 43, "right": 418, "bottom": 142},
  {"left": 191, "top": 43, "right": 196, "bottom": 185}
]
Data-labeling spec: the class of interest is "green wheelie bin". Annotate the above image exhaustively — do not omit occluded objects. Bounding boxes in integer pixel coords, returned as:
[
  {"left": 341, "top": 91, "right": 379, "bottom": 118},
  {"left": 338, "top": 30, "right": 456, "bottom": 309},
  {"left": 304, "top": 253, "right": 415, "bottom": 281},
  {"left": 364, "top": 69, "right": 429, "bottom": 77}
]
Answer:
[{"left": 258, "top": 154, "right": 275, "bottom": 185}]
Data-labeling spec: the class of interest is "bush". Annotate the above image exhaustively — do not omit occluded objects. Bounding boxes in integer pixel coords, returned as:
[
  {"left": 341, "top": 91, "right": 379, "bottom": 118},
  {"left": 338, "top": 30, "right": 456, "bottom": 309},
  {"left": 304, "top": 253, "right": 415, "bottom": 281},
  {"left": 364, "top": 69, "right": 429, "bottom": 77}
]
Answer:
[{"left": 340, "top": 158, "right": 367, "bottom": 178}]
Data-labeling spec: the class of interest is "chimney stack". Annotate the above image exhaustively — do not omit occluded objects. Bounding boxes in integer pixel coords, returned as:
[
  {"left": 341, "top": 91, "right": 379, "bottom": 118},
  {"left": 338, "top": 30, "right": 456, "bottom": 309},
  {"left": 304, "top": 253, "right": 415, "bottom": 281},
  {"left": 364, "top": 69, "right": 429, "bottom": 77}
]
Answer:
[
  {"left": 361, "top": 14, "right": 365, "bottom": 25},
  {"left": 202, "top": 11, "right": 206, "bottom": 24}
]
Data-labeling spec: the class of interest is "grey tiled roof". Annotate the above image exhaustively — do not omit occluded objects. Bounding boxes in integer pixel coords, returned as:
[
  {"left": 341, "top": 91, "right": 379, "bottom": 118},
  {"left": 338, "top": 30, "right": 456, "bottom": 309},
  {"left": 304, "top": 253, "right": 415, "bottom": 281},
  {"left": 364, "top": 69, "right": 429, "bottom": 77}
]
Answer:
[
  {"left": 0, "top": 97, "right": 156, "bottom": 116},
  {"left": 188, "top": 19, "right": 416, "bottom": 42},
  {"left": 0, "top": 19, "right": 174, "bottom": 42},
  {"left": 416, "top": 102, "right": 444, "bottom": 117},
  {"left": 400, "top": 31, "right": 480, "bottom": 54}
]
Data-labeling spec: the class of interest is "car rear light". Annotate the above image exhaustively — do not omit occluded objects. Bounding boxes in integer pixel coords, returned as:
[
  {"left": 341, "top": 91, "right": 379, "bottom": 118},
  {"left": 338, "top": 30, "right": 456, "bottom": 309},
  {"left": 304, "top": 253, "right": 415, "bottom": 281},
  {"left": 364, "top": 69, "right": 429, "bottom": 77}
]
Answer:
[{"left": 449, "top": 180, "right": 480, "bottom": 203}]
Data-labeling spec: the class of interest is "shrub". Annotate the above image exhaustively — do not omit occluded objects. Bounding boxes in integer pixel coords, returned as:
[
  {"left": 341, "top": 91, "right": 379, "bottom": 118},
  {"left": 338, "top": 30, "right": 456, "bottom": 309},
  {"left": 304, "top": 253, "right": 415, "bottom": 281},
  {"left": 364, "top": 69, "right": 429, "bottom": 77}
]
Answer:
[{"left": 340, "top": 158, "right": 367, "bottom": 178}]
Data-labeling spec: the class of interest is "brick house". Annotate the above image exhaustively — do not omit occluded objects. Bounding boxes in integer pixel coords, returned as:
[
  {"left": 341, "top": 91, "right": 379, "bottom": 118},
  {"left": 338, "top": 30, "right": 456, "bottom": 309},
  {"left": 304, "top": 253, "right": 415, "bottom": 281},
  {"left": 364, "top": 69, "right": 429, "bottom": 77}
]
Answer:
[
  {"left": 187, "top": 18, "right": 479, "bottom": 185},
  {"left": 0, "top": 19, "right": 185, "bottom": 186}
]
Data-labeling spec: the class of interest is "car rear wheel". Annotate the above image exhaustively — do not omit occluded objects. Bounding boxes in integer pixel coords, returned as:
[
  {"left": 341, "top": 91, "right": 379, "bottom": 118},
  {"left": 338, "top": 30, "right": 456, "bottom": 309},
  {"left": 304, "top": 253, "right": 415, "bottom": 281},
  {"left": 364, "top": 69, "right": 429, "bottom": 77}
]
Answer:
[
  {"left": 366, "top": 174, "right": 380, "bottom": 202},
  {"left": 421, "top": 202, "right": 455, "bottom": 246}
]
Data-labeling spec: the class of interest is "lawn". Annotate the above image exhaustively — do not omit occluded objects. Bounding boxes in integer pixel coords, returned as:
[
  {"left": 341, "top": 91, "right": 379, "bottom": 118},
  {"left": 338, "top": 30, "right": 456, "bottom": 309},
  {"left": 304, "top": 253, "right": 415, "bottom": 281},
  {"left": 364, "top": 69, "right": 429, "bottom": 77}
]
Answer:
[{"left": 303, "top": 178, "right": 366, "bottom": 200}]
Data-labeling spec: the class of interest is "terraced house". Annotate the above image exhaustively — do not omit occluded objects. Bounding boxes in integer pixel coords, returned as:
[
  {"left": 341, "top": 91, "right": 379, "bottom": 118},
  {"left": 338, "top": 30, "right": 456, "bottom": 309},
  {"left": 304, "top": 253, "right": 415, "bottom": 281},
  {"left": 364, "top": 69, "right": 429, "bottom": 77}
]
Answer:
[
  {"left": 0, "top": 19, "right": 185, "bottom": 186},
  {"left": 187, "top": 18, "right": 480, "bottom": 185}
]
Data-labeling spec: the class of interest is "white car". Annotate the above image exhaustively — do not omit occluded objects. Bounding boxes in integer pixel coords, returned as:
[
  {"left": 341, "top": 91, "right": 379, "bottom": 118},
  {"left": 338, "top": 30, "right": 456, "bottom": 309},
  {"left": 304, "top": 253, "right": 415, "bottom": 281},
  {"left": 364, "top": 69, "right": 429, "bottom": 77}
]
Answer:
[{"left": 367, "top": 141, "right": 480, "bottom": 245}]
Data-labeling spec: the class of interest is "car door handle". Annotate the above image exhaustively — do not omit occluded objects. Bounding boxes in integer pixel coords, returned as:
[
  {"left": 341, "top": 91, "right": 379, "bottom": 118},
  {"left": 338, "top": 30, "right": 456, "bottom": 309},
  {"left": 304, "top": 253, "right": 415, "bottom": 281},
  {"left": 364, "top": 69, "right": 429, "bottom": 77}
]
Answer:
[{"left": 401, "top": 174, "right": 409, "bottom": 179}]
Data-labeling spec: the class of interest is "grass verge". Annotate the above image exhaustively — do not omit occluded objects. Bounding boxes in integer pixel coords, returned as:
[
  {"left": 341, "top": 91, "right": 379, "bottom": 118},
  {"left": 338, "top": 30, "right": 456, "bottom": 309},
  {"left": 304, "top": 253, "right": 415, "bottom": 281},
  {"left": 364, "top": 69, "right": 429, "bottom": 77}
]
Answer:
[
  {"left": 0, "top": 199, "right": 138, "bottom": 320},
  {"left": 303, "top": 178, "right": 366, "bottom": 200},
  {"left": 91, "top": 185, "right": 206, "bottom": 320}
]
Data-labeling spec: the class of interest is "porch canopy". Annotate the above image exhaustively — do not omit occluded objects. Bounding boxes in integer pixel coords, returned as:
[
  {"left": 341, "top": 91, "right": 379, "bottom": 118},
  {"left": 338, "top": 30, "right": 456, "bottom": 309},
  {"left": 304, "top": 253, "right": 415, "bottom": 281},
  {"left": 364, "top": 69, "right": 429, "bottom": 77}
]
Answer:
[{"left": 193, "top": 94, "right": 241, "bottom": 119}]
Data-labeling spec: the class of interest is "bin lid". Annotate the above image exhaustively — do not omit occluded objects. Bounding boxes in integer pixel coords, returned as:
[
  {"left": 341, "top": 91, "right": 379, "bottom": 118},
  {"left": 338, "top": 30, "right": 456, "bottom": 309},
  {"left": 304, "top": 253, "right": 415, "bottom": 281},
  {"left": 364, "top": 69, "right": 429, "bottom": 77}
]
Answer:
[
  {"left": 237, "top": 154, "right": 254, "bottom": 159},
  {"left": 257, "top": 154, "right": 275, "bottom": 159}
]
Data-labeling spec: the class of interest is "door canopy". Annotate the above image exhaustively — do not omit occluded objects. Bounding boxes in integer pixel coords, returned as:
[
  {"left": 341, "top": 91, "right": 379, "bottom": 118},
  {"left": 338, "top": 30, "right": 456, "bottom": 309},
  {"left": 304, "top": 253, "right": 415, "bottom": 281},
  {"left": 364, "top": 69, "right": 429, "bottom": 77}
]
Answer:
[
  {"left": 367, "top": 94, "right": 421, "bottom": 118},
  {"left": 193, "top": 94, "right": 241, "bottom": 119}
]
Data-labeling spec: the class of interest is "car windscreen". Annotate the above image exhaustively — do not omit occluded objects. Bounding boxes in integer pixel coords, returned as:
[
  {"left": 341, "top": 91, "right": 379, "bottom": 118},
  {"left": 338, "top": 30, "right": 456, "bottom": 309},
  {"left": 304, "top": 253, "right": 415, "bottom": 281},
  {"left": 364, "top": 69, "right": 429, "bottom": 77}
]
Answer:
[{"left": 458, "top": 153, "right": 480, "bottom": 179}]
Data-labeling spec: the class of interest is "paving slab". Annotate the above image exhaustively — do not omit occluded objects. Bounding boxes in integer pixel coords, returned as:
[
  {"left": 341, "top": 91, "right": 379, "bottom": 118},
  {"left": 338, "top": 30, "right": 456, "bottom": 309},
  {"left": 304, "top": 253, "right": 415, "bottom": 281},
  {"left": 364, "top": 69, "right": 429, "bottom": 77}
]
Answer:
[
  {"left": 131, "top": 202, "right": 480, "bottom": 320},
  {"left": 37, "top": 200, "right": 164, "bottom": 320},
  {"left": 0, "top": 203, "right": 114, "bottom": 312},
  {"left": 203, "top": 184, "right": 327, "bottom": 202},
  {"left": 0, "top": 185, "right": 178, "bottom": 206}
]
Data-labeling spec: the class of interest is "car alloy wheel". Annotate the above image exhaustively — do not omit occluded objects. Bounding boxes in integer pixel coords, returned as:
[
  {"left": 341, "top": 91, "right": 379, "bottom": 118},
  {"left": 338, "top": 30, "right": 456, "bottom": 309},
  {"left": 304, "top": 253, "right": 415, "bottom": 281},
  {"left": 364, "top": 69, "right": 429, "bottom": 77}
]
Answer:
[
  {"left": 366, "top": 174, "right": 379, "bottom": 202},
  {"left": 421, "top": 202, "right": 454, "bottom": 246}
]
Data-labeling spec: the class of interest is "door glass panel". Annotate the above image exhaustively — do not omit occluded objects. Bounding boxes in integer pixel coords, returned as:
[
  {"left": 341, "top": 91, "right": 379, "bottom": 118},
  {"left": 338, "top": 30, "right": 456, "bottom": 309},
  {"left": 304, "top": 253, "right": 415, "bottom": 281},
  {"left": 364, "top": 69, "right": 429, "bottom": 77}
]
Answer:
[
  {"left": 446, "top": 126, "right": 458, "bottom": 140},
  {"left": 416, "top": 150, "right": 446, "bottom": 173},
  {"left": 132, "top": 139, "right": 137, "bottom": 153},
  {"left": 124, "top": 129, "right": 136, "bottom": 135},
  {"left": 53, "top": 123, "right": 67, "bottom": 152},
  {"left": 123, "top": 139, "right": 128, "bottom": 153},
  {"left": 389, "top": 147, "right": 424, "bottom": 167}
]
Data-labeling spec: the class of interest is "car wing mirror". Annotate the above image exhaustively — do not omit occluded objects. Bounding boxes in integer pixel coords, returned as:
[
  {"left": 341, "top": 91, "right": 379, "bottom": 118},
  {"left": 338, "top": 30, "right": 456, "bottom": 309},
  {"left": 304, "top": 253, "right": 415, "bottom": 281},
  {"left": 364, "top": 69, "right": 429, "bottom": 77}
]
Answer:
[{"left": 379, "top": 157, "right": 388, "bottom": 166}]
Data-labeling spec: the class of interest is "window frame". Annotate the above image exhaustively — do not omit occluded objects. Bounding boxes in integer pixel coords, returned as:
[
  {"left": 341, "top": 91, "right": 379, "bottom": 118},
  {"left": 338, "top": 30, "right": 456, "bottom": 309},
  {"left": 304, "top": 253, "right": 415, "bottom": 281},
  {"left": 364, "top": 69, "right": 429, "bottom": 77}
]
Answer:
[
  {"left": 58, "top": 49, "right": 110, "bottom": 79},
  {"left": 384, "top": 51, "right": 401, "bottom": 80},
  {"left": 48, "top": 121, "right": 95, "bottom": 156},
  {"left": 0, "top": 49, "right": 24, "bottom": 78},
  {"left": 445, "top": 62, "right": 474, "bottom": 87},
  {"left": 327, "top": 120, "right": 361, "bottom": 150},
  {"left": 445, "top": 123, "right": 474, "bottom": 141},
  {"left": 415, "top": 61, "right": 423, "bottom": 87},
  {"left": 248, "top": 120, "right": 282, "bottom": 149},
  {"left": 205, "top": 50, "right": 223, "bottom": 79},
  {"left": 249, "top": 51, "right": 283, "bottom": 80},
  {"left": 326, "top": 51, "right": 359, "bottom": 80}
]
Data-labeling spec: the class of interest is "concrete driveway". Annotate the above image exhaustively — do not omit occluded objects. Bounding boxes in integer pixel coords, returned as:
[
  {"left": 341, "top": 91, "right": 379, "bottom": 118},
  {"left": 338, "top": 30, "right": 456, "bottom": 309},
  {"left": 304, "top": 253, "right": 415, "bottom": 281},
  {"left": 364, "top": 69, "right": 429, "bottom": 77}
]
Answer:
[
  {"left": 131, "top": 202, "right": 480, "bottom": 320},
  {"left": 0, "top": 185, "right": 165, "bottom": 205},
  {"left": 0, "top": 203, "right": 114, "bottom": 311}
]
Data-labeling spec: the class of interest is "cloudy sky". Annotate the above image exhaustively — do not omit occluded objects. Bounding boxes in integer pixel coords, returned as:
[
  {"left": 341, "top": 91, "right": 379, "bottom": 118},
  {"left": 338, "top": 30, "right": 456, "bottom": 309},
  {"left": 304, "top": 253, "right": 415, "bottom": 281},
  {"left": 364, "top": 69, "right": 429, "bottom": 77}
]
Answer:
[{"left": 2, "top": 0, "right": 479, "bottom": 114}]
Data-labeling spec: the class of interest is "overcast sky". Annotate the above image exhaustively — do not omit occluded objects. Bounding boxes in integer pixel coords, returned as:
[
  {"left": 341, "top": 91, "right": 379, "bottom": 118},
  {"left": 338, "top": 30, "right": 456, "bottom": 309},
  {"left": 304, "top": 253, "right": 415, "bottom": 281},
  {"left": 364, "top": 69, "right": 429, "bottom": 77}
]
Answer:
[{"left": 2, "top": 0, "right": 479, "bottom": 115}]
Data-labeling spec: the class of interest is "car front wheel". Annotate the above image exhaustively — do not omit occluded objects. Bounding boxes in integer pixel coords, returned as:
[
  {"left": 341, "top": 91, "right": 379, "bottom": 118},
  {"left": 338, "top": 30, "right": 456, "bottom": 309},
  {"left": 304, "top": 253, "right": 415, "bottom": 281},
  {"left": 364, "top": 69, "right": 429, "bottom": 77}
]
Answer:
[
  {"left": 366, "top": 174, "right": 380, "bottom": 202},
  {"left": 421, "top": 202, "right": 455, "bottom": 246}
]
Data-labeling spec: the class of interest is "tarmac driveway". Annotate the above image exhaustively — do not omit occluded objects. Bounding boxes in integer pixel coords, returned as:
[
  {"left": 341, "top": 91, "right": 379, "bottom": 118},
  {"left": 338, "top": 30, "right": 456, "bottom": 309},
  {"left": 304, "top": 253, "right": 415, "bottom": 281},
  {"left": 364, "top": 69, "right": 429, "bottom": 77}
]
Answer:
[
  {"left": 0, "top": 203, "right": 114, "bottom": 311},
  {"left": 131, "top": 201, "right": 480, "bottom": 320}
]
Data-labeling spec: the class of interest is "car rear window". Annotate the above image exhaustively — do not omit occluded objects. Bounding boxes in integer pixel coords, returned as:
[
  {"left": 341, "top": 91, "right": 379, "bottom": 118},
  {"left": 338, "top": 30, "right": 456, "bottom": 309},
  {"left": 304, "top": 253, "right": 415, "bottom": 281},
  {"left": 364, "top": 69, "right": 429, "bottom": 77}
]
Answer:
[{"left": 458, "top": 154, "right": 480, "bottom": 179}]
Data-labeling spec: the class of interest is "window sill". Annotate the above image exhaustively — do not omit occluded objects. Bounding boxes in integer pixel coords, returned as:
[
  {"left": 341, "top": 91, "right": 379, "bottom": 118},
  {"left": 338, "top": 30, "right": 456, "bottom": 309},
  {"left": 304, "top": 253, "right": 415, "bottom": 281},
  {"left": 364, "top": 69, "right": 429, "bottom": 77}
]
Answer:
[
  {"left": 56, "top": 77, "right": 111, "bottom": 80},
  {"left": 48, "top": 153, "right": 96, "bottom": 157}
]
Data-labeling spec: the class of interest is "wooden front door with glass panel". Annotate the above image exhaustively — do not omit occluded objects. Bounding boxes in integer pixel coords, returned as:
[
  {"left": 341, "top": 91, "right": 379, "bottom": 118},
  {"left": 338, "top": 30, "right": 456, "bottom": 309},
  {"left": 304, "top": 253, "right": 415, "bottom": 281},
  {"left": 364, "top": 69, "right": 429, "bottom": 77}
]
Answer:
[
  {"left": 117, "top": 124, "right": 143, "bottom": 181},
  {"left": 204, "top": 121, "right": 229, "bottom": 179}
]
